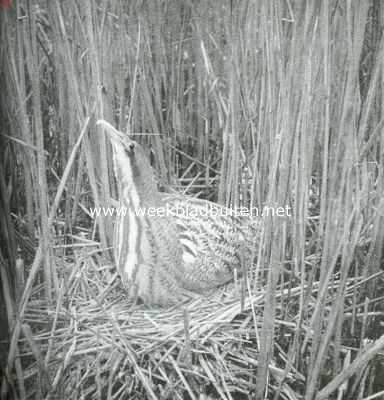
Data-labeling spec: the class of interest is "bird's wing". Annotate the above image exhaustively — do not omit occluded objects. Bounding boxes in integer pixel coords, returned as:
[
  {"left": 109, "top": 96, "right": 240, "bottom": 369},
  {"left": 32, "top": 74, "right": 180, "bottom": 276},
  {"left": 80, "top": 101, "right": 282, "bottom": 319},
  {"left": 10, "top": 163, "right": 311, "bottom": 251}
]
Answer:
[{"left": 160, "top": 194, "right": 258, "bottom": 291}]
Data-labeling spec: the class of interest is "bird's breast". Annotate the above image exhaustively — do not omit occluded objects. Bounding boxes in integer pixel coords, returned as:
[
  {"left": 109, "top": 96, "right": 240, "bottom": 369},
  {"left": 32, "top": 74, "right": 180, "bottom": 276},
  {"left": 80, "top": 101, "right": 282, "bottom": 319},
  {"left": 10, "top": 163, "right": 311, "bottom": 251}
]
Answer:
[{"left": 114, "top": 198, "right": 152, "bottom": 286}]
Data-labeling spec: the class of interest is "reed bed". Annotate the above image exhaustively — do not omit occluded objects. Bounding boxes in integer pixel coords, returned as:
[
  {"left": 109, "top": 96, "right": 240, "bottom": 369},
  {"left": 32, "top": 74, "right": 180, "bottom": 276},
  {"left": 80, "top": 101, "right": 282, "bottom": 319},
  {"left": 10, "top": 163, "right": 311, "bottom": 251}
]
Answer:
[{"left": 0, "top": 0, "right": 383, "bottom": 399}]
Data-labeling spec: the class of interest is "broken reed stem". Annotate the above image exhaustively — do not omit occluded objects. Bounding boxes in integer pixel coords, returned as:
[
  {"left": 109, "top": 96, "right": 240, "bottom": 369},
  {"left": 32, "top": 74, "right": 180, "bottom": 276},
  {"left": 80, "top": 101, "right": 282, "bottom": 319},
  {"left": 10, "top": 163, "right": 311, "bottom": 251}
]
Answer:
[{"left": 316, "top": 334, "right": 384, "bottom": 400}]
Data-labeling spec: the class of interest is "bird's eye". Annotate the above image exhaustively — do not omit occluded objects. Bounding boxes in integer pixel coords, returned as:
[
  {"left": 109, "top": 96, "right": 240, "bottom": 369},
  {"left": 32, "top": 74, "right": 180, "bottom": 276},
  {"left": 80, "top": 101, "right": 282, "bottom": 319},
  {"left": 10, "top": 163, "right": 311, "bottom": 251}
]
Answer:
[{"left": 125, "top": 142, "right": 135, "bottom": 156}]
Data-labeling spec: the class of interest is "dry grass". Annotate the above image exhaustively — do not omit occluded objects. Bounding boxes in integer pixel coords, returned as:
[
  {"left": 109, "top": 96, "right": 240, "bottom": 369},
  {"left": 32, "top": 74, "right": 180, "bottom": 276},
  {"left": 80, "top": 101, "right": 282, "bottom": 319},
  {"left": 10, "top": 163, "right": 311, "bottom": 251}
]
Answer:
[
  {"left": 0, "top": 0, "right": 383, "bottom": 399},
  {"left": 14, "top": 250, "right": 374, "bottom": 400}
]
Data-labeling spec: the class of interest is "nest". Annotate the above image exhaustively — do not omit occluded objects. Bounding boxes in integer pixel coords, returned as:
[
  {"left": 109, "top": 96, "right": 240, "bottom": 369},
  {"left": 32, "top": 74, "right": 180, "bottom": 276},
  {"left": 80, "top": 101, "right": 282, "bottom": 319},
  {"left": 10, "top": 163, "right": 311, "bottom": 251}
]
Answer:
[{"left": 17, "top": 247, "right": 356, "bottom": 400}]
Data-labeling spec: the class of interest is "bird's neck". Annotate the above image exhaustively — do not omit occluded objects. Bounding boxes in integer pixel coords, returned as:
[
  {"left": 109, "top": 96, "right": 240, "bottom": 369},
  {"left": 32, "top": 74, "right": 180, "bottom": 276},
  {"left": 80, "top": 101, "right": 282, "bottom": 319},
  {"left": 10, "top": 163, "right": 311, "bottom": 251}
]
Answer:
[{"left": 119, "top": 178, "right": 159, "bottom": 211}]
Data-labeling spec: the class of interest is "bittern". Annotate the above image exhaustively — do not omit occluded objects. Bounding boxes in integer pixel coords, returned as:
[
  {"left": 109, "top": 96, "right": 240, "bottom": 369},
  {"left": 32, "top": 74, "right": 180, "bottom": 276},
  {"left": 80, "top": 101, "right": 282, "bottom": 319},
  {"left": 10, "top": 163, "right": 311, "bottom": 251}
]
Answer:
[{"left": 97, "top": 120, "right": 257, "bottom": 306}]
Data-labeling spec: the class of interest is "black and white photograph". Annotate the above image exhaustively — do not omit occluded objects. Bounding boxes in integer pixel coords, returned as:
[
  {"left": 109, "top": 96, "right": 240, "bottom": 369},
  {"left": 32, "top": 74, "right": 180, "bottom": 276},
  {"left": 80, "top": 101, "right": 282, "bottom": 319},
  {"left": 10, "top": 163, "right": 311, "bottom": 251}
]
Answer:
[{"left": 0, "top": 1, "right": 383, "bottom": 399}]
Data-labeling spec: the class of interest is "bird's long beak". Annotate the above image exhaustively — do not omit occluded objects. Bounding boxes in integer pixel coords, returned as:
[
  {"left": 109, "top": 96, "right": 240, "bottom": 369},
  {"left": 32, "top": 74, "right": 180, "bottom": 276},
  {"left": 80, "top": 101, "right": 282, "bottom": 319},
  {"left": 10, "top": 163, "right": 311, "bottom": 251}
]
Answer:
[
  {"left": 97, "top": 119, "right": 135, "bottom": 189},
  {"left": 96, "top": 119, "right": 126, "bottom": 146}
]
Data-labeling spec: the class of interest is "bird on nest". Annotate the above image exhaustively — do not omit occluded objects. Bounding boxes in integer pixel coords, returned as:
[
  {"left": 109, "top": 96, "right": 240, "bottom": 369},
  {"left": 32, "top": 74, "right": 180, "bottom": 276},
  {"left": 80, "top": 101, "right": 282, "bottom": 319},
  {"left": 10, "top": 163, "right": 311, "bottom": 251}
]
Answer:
[{"left": 97, "top": 120, "right": 258, "bottom": 306}]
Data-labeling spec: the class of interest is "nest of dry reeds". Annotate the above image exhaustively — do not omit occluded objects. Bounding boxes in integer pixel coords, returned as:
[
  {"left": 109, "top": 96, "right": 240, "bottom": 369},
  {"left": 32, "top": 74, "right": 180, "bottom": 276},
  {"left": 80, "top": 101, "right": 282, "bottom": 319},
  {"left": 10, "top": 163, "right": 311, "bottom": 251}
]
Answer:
[{"left": 16, "top": 244, "right": 367, "bottom": 400}]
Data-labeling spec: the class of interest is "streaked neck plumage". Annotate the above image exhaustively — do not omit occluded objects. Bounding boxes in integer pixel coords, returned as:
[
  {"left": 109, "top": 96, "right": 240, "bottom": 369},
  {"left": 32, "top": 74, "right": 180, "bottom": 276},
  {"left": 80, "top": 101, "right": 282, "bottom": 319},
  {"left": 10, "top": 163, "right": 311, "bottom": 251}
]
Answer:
[{"left": 111, "top": 140, "right": 159, "bottom": 210}]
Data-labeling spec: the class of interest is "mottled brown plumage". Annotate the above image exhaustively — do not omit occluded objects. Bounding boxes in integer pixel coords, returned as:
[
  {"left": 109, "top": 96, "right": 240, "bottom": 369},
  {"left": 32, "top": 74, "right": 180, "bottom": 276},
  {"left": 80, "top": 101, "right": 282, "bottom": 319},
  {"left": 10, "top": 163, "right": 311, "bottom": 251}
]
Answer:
[{"left": 97, "top": 120, "right": 258, "bottom": 306}]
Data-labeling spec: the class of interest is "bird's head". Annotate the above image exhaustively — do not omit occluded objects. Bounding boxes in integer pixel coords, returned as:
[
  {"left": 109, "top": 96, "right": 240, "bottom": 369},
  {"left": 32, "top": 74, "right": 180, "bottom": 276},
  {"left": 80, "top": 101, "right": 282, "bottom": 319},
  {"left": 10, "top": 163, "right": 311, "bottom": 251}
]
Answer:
[{"left": 97, "top": 120, "right": 156, "bottom": 201}]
